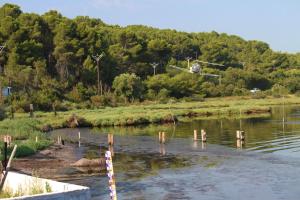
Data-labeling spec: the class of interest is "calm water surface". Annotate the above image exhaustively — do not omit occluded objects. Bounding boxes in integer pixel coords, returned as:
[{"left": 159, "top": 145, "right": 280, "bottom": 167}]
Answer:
[{"left": 50, "top": 105, "right": 300, "bottom": 200}]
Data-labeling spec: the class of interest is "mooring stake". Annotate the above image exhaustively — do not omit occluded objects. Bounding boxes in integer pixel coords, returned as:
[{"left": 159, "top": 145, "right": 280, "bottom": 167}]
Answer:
[
  {"left": 158, "top": 132, "right": 162, "bottom": 143},
  {"left": 236, "top": 130, "right": 245, "bottom": 141},
  {"left": 201, "top": 129, "right": 207, "bottom": 142},
  {"left": 108, "top": 134, "right": 114, "bottom": 146},
  {"left": 194, "top": 130, "right": 198, "bottom": 141},
  {"left": 161, "top": 132, "right": 166, "bottom": 144}
]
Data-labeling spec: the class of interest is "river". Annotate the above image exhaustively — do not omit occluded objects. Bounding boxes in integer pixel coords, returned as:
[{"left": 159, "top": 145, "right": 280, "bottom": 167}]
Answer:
[{"left": 50, "top": 105, "right": 300, "bottom": 200}]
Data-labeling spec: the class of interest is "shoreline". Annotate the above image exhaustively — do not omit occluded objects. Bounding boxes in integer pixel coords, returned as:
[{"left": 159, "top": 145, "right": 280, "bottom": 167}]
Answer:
[
  {"left": 2, "top": 96, "right": 299, "bottom": 158},
  {"left": 36, "top": 96, "right": 298, "bottom": 130}
]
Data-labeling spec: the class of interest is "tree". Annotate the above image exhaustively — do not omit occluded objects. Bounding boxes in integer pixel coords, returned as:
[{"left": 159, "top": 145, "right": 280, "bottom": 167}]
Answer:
[{"left": 112, "top": 73, "right": 144, "bottom": 103}]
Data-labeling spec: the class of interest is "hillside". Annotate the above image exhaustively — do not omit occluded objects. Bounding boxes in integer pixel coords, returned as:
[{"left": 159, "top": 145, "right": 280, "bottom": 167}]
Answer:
[{"left": 0, "top": 3, "right": 300, "bottom": 111}]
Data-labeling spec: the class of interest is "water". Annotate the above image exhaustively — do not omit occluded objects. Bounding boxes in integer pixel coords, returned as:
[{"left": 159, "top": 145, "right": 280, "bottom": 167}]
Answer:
[{"left": 50, "top": 105, "right": 300, "bottom": 199}]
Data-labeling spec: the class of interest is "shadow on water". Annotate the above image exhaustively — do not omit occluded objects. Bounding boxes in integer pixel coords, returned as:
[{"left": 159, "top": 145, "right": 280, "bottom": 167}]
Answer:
[{"left": 49, "top": 105, "right": 300, "bottom": 199}]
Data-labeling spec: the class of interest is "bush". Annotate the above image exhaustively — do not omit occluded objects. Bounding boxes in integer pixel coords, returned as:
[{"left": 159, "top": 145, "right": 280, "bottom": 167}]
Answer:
[
  {"left": 90, "top": 93, "right": 117, "bottom": 108},
  {"left": 271, "top": 84, "right": 289, "bottom": 97}
]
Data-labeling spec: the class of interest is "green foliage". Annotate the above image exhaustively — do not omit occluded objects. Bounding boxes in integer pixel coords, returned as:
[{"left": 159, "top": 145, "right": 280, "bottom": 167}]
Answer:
[
  {"left": 112, "top": 73, "right": 144, "bottom": 103},
  {"left": 0, "top": 3, "right": 300, "bottom": 110},
  {"left": 0, "top": 118, "right": 52, "bottom": 157}
]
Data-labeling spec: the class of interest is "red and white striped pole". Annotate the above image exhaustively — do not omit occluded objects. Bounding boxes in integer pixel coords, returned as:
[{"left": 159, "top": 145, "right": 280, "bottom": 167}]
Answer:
[{"left": 105, "top": 151, "right": 117, "bottom": 200}]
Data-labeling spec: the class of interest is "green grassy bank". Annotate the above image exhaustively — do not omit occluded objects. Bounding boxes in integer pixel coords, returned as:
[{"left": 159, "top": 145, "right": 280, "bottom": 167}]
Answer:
[{"left": 14, "top": 95, "right": 300, "bottom": 129}]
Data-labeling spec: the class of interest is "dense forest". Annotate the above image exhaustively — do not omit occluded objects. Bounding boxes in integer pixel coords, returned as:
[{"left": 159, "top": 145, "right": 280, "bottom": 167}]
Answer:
[{"left": 0, "top": 3, "right": 300, "bottom": 112}]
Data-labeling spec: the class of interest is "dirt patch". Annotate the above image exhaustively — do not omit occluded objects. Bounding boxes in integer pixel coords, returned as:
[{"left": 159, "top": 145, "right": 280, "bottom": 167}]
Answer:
[{"left": 11, "top": 144, "right": 82, "bottom": 178}]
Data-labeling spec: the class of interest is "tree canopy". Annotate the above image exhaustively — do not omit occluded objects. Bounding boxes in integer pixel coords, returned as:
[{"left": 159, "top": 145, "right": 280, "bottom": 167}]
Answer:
[{"left": 0, "top": 3, "right": 300, "bottom": 110}]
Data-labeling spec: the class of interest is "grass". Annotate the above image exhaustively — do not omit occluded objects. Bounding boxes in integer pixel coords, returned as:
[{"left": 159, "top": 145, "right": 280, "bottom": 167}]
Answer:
[
  {"left": 0, "top": 176, "right": 52, "bottom": 198},
  {"left": 14, "top": 95, "right": 300, "bottom": 129},
  {"left": 0, "top": 118, "right": 52, "bottom": 158}
]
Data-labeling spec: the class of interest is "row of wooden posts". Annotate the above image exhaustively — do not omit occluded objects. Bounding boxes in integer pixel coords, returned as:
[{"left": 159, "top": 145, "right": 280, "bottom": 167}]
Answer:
[
  {"left": 63, "top": 130, "right": 245, "bottom": 146},
  {"left": 105, "top": 129, "right": 244, "bottom": 146}
]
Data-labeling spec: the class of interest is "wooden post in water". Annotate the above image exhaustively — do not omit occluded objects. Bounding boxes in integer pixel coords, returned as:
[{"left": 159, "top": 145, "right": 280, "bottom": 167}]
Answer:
[
  {"left": 201, "top": 129, "right": 207, "bottom": 142},
  {"left": 108, "top": 134, "right": 114, "bottom": 146},
  {"left": 236, "top": 130, "right": 245, "bottom": 141},
  {"left": 109, "top": 145, "right": 114, "bottom": 157},
  {"left": 78, "top": 132, "right": 81, "bottom": 140},
  {"left": 193, "top": 130, "right": 198, "bottom": 141},
  {"left": 158, "top": 132, "right": 162, "bottom": 143},
  {"left": 236, "top": 130, "right": 240, "bottom": 140},
  {"left": 161, "top": 132, "right": 166, "bottom": 144},
  {"left": 105, "top": 151, "right": 117, "bottom": 200},
  {"left": 240, "top": 131, "right": 245, "bottom": 141},
  {"left": 57, "top": 136, "right": 62, "bottom": 145},
  {"left": 160, "top": 144, "right": 166, "bottom": 155},
  {"left": 29, "top": 104, "right": 34, "bottom": 118},
  {"left": 201, "top": 141, "right": 207, "bottom": 150}
]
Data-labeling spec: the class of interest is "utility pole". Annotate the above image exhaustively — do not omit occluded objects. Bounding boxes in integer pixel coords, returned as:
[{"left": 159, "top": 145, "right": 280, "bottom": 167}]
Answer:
[
  {"left": 150, "top": 63, "right": 158, "bottom": 76},
  {"left": 186, "top": 57, "right": 192, "bottom": 68},
  {"left": 0, "top": 44, "right": 5, "bottom": 102},
  {"left": 92, "top": 53, "right": 105, "bottom": 96}
]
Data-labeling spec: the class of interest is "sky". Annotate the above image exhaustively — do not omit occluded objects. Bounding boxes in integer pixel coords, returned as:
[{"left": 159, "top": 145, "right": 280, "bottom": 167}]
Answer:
[{"left": 0, "top": 0, "right": 300, "bottom": 53}]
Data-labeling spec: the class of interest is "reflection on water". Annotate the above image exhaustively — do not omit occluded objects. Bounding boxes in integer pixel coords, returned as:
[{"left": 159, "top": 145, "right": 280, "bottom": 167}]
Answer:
[
  {"left": 49, "top": 106, "right": 300, "bottom": 199},
  {"left": 74, "top": 105, "right": 300, "bottom": 156}
]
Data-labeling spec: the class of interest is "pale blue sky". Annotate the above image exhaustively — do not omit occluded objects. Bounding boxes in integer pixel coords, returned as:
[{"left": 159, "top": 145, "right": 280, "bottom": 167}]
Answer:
[{"left": 1, "top": 0, "right": 299, "bottom": 53}]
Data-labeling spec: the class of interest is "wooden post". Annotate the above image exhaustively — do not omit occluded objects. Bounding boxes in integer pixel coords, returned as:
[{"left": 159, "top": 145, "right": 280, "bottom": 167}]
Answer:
[
  {"left": 201, "top": 141, "right": 207, "bottom": 150},
  {"left": 105, "top": 151, "right": 117, "bottom": 200},
  {"left": 108, "top": 134, "right": 114, "bottom": 146},
  {"left": 201, "top": 129, "right": 207, "bottom": 142},
  {"left": 57, "top": 136, "right": 62, "bottom": 145},
  {"left": 78, "top": 132, "right": 81, "bottom": 140},
  {"left": 161, "top": 132, "right": 166, "bottom": 144},
  {"left": 159, "top": 144, "right": 166, "bottom": 155},
  {"left": 109, "top": 145, "right": 114, "bottom": 157},
  {"left": 236, "top": 130, "right": 240, "bottom": 139},
  {"left": 29, "top": 104, "right": 34, "bottom": 118},
  {"left": 193, "top": 130, "right": 198, "bottom": 141},
  {"left": 4, "top": 135, "right": 12, "bottom": 147},
  {"left": 237, "top": 140, "right": 244, "bottom": 149},
  {"left": 240, "top": 131, "right": 245, "bottom": 141},
  {"left": 158, "top": 132, "right": 162, "bottom": 143},
  {"left": 193, "top": 141, "right": 198, "bottom": 149}
]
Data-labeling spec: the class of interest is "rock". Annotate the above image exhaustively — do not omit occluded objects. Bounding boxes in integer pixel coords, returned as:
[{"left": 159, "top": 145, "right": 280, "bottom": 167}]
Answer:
[
  {"left": 40, "top": 150, "right": 52, "bottom": 155},
  {"left": 71, "top": 158, "right": 105, "bottom": 167}
]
